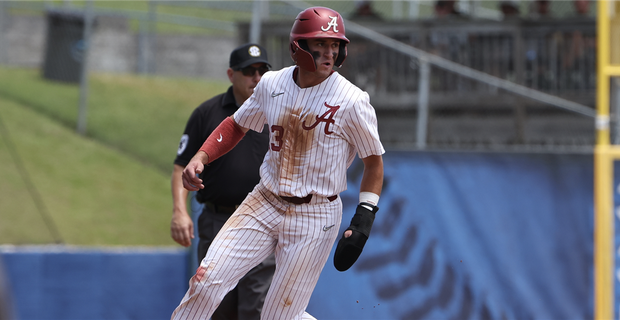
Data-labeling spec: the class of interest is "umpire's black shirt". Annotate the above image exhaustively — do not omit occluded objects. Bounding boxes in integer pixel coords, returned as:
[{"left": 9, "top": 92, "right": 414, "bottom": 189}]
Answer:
[{"left": 174, "top": 86, "right": 269, "bottom": 207}]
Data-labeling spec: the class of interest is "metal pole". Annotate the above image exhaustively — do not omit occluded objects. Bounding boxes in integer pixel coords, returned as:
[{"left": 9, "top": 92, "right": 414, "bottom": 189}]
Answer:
[
  {"left": 147, "top": 1, "right": 156, "bottom": 74},
  {"left": 613, "top": 78, "right": 620, "bottom": 144},
  {"left": 250, "top": 0, "right": 263, "bottom": 43},
  {"left": 469, "top": 0, "right": 479, "bottom": 19},
  {"left": 77, "top": 0, "right": 93, "bottom": 135},
  {"left": 138, "top": 18, "right": 148, "bottom": 74},
  {"left": 594, "top": 1, "right": 614, "bottom": 319},
  {"left": 392, "top": 0, "right": 403, "bottom": 20},
  {"left": 188, "top": 192, "right": 203, "bottom": 276},
  {"left": 416, "top": 59, "right": 430, "bottom": 149},
  {"left": 262, "top": 1, "right": 270, "bottom": 20},
  {"left": 0, "top": 1, "right": 6, "bottom": 65},
  {"left": 407, "top": 0, "right": 419, "bottom": 20}
]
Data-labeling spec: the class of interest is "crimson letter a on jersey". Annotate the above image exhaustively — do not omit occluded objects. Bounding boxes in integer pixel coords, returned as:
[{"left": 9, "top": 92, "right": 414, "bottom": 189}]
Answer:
[{"left": 302, "top": 102, "right": 340, "bottom": 135}]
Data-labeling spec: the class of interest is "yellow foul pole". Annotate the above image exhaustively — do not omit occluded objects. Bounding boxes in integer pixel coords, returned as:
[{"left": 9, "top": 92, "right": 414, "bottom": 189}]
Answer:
[{"left": 596, "top": 0, "right": 615, "bottom": 319}]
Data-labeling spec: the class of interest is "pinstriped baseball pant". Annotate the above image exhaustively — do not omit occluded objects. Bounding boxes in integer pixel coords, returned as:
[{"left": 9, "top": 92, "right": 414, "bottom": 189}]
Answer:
[{"left": 171, "top": 183, "right": 342, "bottom": 320}]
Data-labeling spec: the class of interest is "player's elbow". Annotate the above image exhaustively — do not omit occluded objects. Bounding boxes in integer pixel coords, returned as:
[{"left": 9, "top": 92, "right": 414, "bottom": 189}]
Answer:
[{"left": 229, "top": 115, "right": 250, "bottom": 133}]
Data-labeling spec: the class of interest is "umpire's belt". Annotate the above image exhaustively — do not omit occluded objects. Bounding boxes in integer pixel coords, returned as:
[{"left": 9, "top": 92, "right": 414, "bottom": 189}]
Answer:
[
  {"left": 280, "top": 194, "right": 338, "bottom": 205},
  {"left": 204, "top": 202, "right": 239, "bottom": 215}
]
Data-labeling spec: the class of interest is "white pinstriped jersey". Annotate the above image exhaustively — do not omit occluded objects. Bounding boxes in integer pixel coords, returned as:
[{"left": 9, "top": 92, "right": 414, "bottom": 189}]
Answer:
[{"left": 234, "top": 65, "right": 385, "bottom": 198}]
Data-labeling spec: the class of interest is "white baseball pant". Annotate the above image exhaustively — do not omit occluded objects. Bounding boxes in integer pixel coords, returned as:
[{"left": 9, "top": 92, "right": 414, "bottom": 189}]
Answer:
[{"left": 171, "top": 183, "right": 342, "bottom": 320}]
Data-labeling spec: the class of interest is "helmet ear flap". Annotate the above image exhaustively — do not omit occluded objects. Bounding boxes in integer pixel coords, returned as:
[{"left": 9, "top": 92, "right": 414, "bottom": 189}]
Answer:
[
  {"left": 335, "top": 41, "right": 347, "bottom": 68},
  {"left": 290, "top": 40, "right": 317, "bottom": 72}
]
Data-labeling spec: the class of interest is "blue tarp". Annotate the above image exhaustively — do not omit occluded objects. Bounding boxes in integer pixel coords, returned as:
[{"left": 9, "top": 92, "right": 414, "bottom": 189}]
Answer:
[
  {"left": 308, "top": 151, "right": 594, "bottom": 320},
  {"left": 1, "top": 151, "right": 596, "bottom": 320},
  {"left": 1, "top": 248, "right": 187, "bottom": 320}
]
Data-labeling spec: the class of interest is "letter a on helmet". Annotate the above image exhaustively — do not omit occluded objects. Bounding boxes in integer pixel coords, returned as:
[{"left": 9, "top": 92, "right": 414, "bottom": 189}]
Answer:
[{"left": 289, "top": 7, "right": 350, "bottom": 72}]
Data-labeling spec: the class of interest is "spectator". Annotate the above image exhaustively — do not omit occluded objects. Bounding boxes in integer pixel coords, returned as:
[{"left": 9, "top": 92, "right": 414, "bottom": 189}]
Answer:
[
  {"left": 529, "top": 0, "right": 551, "bottom": 19},
  {"left": 434, "top": 0, "right": 461, "bottom": 18},
  {"left": 573, "top": 0, "right": 590, "bottom": 17},
  {"left": 500, "top": 0, "right": 520, "bottom": 19},
  {"left": 562, "top": 0, "right": 595, "bottom": 88},
  {"left": 349, "top": 1, "right": 382, "bottom": 21}
]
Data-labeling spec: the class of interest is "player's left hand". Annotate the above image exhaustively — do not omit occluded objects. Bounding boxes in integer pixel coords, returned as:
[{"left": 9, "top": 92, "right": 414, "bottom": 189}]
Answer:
[{"left": 333, "top": 202, "right": 378, "bottom": 271}]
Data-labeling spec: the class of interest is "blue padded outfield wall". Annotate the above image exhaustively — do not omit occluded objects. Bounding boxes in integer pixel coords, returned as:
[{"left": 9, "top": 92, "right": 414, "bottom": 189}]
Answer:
[
  {"left": 1, "top": 151, "right": 597, "bottom": 320},
  {"left": 308, "top": 151, "right": 594, "bottom": 320},
  {"left": 0, "top": 247, "right": 188, "bottom": 320}
]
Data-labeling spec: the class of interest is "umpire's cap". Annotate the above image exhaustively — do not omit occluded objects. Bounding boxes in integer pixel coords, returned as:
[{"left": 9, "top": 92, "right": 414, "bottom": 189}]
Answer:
[{"left": 229, "top": 43, "right": 271, "bottom": 70}]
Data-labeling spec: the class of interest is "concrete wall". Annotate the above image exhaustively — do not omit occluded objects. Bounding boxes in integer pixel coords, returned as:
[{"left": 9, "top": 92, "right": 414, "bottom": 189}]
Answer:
[{"left": 2, "top": 14, "right": 235, "bottom": 81}]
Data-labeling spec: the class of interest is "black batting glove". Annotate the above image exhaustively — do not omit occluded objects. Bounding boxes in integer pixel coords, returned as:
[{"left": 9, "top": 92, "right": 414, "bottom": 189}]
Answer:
[{"left": 333, "top": 202, "right": 379, "bottom": 271}]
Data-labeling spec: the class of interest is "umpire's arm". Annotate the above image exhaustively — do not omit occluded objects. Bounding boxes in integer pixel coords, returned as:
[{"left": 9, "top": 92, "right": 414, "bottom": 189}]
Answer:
[{"left": 171, "top": 164, "right": 193, "bottom": 247}]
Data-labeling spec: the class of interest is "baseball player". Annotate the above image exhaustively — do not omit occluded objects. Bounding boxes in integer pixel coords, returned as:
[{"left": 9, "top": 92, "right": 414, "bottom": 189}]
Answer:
[
  {"left": 172, "top": 6, "right": 384, "bottom": 320},
  {"left": 171, "top": 43, "right": 275, "bottom": 319}
]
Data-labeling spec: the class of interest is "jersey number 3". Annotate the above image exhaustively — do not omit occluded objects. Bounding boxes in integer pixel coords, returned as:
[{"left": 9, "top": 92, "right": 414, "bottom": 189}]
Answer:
[
  {"left": 271, "top": 125, "right": 284, "bottom": 151},
  {"left": 270, "top": 103, "right": 340, "bottom": 152}
]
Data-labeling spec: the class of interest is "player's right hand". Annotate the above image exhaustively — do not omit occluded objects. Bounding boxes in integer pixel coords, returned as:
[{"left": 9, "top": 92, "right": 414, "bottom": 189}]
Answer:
[
  {"left": 182, "top": 159, "right": 205, "bottom": 191},
  {"left": 170, "top": 211, "right": 194, "bottom": 247}
]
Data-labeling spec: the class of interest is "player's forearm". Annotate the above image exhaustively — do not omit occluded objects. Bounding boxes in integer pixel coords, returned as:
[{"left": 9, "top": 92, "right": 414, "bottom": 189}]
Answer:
[
  {"left": 197, "top": 117, "right": 246, "bottom": 165},
  {"left": 360, "top": 155, "right": 383, "bottom": 196},
  {"left": 171, "top": 164, "right": 190, "bottom": 215}
]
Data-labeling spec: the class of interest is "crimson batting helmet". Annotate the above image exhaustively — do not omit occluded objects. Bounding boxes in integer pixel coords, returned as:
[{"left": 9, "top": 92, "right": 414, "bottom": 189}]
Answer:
[{"left": 290, "top": 7, "right": 350, "bottom": 72}]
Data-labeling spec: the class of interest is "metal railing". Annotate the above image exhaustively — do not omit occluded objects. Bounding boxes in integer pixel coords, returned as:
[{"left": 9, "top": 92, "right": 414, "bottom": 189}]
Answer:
[{"left": 255, "top": 10, "right": 597, "bottom": 152}]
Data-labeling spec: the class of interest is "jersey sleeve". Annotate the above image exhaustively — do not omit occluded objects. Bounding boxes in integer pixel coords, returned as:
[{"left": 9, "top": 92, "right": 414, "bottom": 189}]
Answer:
[
  {"left": 341, "top": 91, "right": 385, "bottom": 159},
  {"left": 174, "top": 107, "right": 206, "bottom": 167},
  {"left": 234, "top": 78, "right": 268, "bottom": 132}
]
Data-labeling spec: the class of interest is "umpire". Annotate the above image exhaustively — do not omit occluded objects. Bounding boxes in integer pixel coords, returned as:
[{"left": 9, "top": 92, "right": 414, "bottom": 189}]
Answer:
[{"left": 171, "top": 43, "right": 274, "bottom": 320}]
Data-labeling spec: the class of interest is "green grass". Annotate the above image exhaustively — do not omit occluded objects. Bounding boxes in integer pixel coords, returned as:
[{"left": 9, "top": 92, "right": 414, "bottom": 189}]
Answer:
[
  {"left": 0, "top": 66, "right": 229, "bottom": 245},
  {"left": 0, "top": 66, "right": 229, "bottom": 173}
]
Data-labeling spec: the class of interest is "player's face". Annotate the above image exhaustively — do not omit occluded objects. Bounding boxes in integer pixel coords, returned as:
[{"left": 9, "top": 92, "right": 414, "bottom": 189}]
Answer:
[
  {"left": 229, "top": 62, "right": 268, "bottom": 103},
  {"left": 306, "top": 38, "right": 339, "bottom": 76}
]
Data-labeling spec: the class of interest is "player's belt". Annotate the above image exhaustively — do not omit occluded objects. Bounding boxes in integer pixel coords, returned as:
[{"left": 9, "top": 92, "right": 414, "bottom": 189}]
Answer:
[
  {"left": 204, "top": 202, "right": 239, "bottom": 214},
  {"left": 279, "top": 194, "right": 338, "bottom": 204}
]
